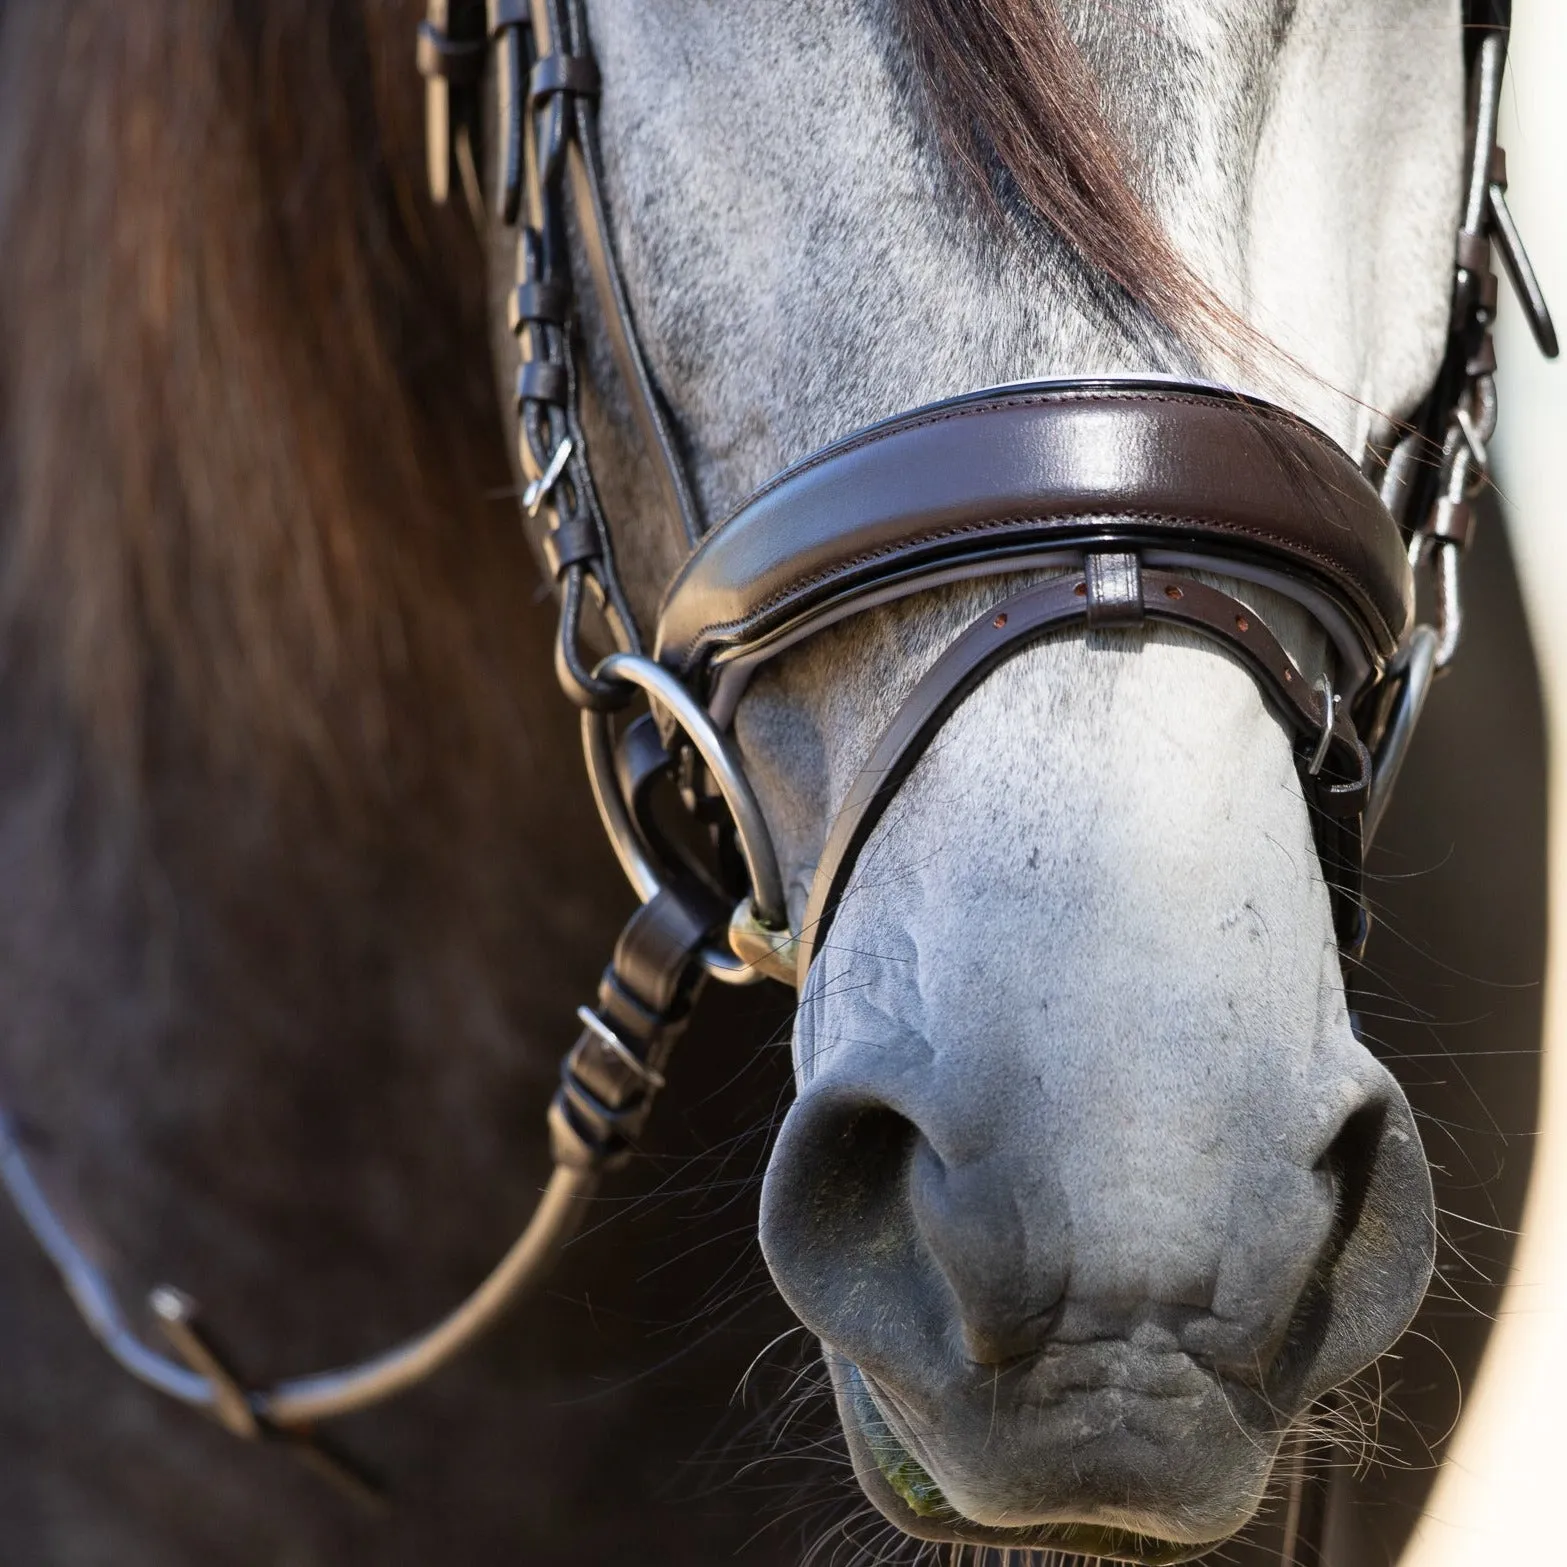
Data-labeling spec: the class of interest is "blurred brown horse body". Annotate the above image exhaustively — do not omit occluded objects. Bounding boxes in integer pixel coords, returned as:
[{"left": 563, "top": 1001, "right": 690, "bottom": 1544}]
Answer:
[
  {"left": 0, "top": 5, "right": 1546, "bottom": 1565},
  {"left": 0, "top": 6, "right": 804, "bottom": 1562}
]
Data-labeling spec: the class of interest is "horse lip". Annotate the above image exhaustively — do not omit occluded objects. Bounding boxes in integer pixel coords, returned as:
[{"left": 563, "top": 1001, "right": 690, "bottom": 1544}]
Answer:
[
  {"left": 1019, "top": 1341, "right": 1217, "bottom": 1401},
  {"left": 831, "top": 1356, "right": 1234, "bottom": 1566}
]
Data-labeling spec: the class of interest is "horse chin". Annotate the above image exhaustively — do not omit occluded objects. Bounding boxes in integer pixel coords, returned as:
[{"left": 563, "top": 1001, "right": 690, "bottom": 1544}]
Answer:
[{"left": 829, "top": 1357, "right": 1255, "bottom": 1566}]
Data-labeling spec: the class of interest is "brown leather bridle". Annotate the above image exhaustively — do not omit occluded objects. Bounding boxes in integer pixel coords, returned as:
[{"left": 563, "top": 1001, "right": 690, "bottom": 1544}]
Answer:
[
  {"left": 656, "top": 378, "right": 1407, "bottom": 971},
  {"left": 0, "top": 0, "right": 1556, "bottom": 1509}
]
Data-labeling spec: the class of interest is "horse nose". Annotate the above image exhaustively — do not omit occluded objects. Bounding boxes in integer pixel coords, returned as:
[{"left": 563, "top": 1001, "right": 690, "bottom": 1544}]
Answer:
[
  {"left": 759, "top": 1075, "right": 1175, "bottom": 1376},
  {"left": 763, "top": 1080, "right": 1253, "bottom": 1373},
  {"left": 759, "top": 1081, "right": 968, "bottom": 1373},
  {"left": 760, "top": 1052, "right": 1431, "bottom": 1396}
]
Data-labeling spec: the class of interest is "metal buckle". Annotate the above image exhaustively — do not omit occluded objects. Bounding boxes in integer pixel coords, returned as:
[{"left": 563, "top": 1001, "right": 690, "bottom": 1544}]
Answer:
[
  {"left": 1307, "top": 673, "right": 1336, "bottom": 777},
  {"left": 524, "top": 434, "right": 574, "bottom": 517},
  {"left": 574, "top": 1007, "right": 667, "bottom": 1090}
]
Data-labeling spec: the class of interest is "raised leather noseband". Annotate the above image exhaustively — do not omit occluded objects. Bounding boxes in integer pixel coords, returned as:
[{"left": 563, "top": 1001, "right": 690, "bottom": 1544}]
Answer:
[
  {"left": 657, "top": 381, "right": 1412, "bottom": 690},
  {"left": 651, "top": 380, "right": 1407, "bottom": 968}
]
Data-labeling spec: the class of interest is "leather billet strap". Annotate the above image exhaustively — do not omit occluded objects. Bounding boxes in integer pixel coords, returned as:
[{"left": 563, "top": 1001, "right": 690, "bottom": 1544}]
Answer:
[
  {"left": 540, "top": 0, "right": 702, "bottom": 554},
  {"left": 795, "top": 558, "right": 1373, "bottom": 983},
  {"left": 655, "top": 382, "right": 1414, "bottom": 690}
]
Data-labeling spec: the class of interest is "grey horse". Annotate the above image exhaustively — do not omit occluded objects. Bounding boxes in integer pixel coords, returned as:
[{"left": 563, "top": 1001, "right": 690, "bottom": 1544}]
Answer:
[
  {"left": 584, "top": 0, "right": 1454, "bottom": 1555},
  {"left": 0, "top": 1, "right": 1545, "bottom": 1564}
]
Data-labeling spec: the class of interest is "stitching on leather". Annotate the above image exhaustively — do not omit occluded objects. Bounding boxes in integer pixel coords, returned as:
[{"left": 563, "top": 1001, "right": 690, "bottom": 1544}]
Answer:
[
  {"left": 658, "top": 386, "right": 1379, "bottom": 627},
  {"left": 719, "top": 387, "right": 1343, "bottom": 519},
  {"left": 674, "top": 507, "right": 1394, "bottom": 667}
]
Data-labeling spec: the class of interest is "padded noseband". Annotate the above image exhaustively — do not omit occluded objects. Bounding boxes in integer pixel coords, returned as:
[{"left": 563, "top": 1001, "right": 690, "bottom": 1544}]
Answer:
[{"left": 657, "top": 382, "right": 1411, "bottom": 689}]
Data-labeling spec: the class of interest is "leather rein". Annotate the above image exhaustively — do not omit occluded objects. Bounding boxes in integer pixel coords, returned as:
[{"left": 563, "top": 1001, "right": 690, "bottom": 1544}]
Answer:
[{"left": 0, "top": 0, "right": 1556, "bottom": 1500}]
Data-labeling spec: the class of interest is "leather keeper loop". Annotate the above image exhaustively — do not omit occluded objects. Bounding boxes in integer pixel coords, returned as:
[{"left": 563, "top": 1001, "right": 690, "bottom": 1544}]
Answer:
[
  {"left": 543, "top": 516, "right": 599, "bottom": 578},
  {"left": 508, "top": 281, "right": 571, "bottom": 334},
  {"left": 1456, "top": 231, "right": 1491, "bottom": 274},
  {"left": 530, "top": 54, "right": 601, "bottom": 104},
  {"left": 1429, "top": 498, "right": 1475, "bottom": 548},
  {"left": 595, "top": 970, "right": 666, "bottom": 1048},
  {"left": 1084, "top": 551, "right": 1145, "bottom": 628},
  {"left": 516, "top": 360, "right": 568, "bottom": 409},
  {"left": 548, "top": 1071, "right": 644, "bottom": 1171}
]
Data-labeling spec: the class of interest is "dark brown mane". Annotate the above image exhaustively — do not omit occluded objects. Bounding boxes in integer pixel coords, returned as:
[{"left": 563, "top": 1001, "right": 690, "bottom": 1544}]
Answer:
[
  {"left": 0, "top": 3, "right": 535, "bottom": 815},
  {"left": 904, "top": 0, "right": 1216, "bottom": 343}
]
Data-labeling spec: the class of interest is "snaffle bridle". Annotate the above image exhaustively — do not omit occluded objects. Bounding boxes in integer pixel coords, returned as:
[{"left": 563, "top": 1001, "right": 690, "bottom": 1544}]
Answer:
[{"left": 0, "top": 0, "right": 1556, "bottom": 1520}]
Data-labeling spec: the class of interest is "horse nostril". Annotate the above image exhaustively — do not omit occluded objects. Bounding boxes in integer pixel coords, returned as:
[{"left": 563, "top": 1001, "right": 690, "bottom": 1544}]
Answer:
[
  {"left": 823, "top": 1104, "right": 920, "bottom": 1229},
  {"left": 759, "top": 1092, "right": 929, "bottom": 1336},
  {"left": 1276, "top": 1096, "right": 1406, "bottom": 1386},
  {"left": 1317, "top": 1100, "right": 1390, "bottom": 1261}
]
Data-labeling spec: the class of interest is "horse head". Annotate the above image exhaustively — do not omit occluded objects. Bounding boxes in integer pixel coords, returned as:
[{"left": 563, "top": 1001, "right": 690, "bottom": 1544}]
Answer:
[{"left": 554, "top": 0, "right": 1467, "bottom": 1556}]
